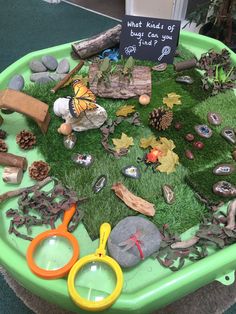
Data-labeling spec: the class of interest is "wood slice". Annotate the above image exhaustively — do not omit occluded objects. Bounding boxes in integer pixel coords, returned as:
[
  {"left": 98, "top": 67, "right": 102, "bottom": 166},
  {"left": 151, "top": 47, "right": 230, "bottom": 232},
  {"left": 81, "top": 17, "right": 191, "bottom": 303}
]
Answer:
[
  {"left": 2, "top": 166, "right": 23, "bottom": 184},
  {"left": 72, "top": 24, "right": 122, "bottom": 59},
  {"left": 0, "top": 152, "right": 28, "bottom": 170},
  {"left": 89, "top": 64, "right": 152, "bottom": 99}
]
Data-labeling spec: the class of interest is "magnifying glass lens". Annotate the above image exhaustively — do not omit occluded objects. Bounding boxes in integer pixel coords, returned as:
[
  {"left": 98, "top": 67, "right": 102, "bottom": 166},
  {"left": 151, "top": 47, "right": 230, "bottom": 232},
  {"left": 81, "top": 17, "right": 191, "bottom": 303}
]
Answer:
[
  {"left": 33, "top": 235, "right": 74, "bottom": 271},
  {"left": 74, "top": 262, "right": 117, "bottom": 302}
]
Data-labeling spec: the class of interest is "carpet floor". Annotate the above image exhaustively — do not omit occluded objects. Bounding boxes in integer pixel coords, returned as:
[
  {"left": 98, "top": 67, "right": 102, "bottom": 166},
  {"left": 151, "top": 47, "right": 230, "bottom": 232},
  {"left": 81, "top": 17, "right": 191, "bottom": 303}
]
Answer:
[{"left": 0, "top": 1, "right": 236, "bottom": 313}]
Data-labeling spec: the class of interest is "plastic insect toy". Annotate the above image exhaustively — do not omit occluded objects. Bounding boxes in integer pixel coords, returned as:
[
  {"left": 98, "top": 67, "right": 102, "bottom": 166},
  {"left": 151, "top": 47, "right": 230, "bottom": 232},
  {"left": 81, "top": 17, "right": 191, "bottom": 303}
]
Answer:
[{"left": 99, "top": 48, "right": 120, "bottom": 62}]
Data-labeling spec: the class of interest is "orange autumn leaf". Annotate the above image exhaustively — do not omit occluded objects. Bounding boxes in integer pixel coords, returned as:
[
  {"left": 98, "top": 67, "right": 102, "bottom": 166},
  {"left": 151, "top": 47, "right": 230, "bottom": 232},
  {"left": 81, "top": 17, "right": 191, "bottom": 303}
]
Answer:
[
  {"left": 163, "top": 92, "right": 182, "bottom": 109},
  {"left": 116, "top": 105, "right": 136, "bottom": 117},
  {"left": 112, "top": 133, "right": 134, "bottom": 152},
  {"left": 156, "top": 150, "right": 179, "bottom": 174}
]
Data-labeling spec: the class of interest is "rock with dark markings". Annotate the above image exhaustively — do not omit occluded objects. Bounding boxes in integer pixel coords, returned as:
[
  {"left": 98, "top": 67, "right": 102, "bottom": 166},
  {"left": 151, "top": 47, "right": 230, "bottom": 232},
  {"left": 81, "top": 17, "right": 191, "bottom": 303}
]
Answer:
[
  {"left": 213, "top": 164, "right": 235, "bottom": 176},
  {"left": 213, "top": 181, "right": 236, "bottom": 197}
]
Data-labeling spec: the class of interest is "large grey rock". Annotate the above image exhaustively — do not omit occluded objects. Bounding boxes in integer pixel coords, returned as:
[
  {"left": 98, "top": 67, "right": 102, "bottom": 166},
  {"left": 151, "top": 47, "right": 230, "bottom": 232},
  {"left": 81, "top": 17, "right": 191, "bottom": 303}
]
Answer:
[
  {"left": 56, "top": 58, "right": 70, "bottom": 74},
  {"left": 108, "top": 216, "right": 162, "bottom": 268},
  {"left": 30, "top": 72, "right": 50, "bottom": 82},
  {"left": 29, "top": 60, "right": 47, "bottom": 72},
  {"left": 42, "top": 55, "right": 58, "bottom": 71},
  {"left": 8, "top": 74, "right": 24, "bottom": 91}
]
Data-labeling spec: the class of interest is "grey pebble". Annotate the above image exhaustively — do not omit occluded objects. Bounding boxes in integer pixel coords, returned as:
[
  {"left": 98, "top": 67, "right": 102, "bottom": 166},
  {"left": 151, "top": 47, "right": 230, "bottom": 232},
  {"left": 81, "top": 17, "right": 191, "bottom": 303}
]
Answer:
[
  {"left": 35, "top": 77, "right": 54, "bottom": 84},
  {"left": 30, "top": 72, "right": 50, "bottom": 82},
  {"left": 42, "top": 55, "right": 58, "bottom": 71},
  {"left": 8, "top": 74, "right": 24, "bottom": 91},
  {"left": 29, "top": 60, "right": 47, "bottom": 73},
  {"left": 108, "top": 216, "right": 161, "bottom": 268},
  {"left": 56, "top": 58, "right": 70, "bottom": 74},
  {"left": 49, "top": 73, "right": 67, "bottom": 81}
]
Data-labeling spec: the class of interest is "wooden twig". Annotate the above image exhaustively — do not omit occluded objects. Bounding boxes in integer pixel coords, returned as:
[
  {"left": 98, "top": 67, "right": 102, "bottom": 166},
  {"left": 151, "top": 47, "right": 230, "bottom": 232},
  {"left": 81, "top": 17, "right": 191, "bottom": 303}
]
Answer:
[
  {"left": 0, "top": 176, "right": 52, "bottom": 203},
  {"left": 50, "top": 60, "right": 84, "bottom": 94}
]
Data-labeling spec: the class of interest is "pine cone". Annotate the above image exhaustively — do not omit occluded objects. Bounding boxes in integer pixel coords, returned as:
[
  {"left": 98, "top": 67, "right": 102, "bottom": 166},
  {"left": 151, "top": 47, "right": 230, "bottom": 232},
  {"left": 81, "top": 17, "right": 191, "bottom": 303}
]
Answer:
[
  {"left": 29, "top": 160, "right": 50, "bottom": 181},
  {"left": 0, "top": 139, "right": 7, "bottom": 152},
  {"left": 16, "top": 130, "right": 36, "bottom": 150},
  {"left": 0, "top": 129, "right": 7, "bottom": 139},
  {"left": 149, "top": 107, "right": 173, "bottom": 131}
]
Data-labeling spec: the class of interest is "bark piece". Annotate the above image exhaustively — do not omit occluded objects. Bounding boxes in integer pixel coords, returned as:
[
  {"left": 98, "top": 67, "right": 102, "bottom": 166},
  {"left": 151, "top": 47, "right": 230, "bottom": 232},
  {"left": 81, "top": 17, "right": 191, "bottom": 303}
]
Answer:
[
  {"left": 2, "top": 167, "right": 23, "bottom": 184},
  {"left": 0, "top": 152, "right": 28, "bottom": 170},
  {"left": 0, "top": 89, "right": 50, "bottom": 133},
  {"left": 72, "top": 24, "right": 122, "bottom": 59},
  {"left": 174, "top": 58, "right": 197, "bottom": 72},
  {"left": 111, "top": 182, "right": 156, "bottom": 216},
  {"left": 89, "top": 64, "right": 151, "bottom": 99}
]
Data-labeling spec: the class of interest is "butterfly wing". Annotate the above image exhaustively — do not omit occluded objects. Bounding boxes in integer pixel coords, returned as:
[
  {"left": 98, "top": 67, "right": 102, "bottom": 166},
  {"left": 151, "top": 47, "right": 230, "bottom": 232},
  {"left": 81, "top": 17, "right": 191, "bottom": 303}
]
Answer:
[{"left": 72, "top": 80, "right": 97, "bottom": 116}]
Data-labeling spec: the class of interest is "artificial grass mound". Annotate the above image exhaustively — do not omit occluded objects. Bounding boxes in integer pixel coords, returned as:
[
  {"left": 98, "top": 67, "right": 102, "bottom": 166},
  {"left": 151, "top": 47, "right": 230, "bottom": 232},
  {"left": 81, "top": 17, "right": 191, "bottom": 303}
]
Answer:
[{"left": 24, "top": 47, "right": 234, "bottom": 240}]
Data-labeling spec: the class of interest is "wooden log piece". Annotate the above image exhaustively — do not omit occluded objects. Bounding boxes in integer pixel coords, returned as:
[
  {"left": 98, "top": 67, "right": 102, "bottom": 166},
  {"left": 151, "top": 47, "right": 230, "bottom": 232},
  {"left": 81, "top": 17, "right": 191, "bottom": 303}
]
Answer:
[
  {"left": 72, "top": 24, "right": 122, "bottom": 59},
  {"left": 174, "top": 58, "right": 197, "bottom": 72},
  {"left": 2, "top": 167, "right": 23, "bottom": 184},
  {"left": 0, "top": 89, "right": 50, "bottom": 134},
  {"left": 89, "top": 64, "right": 151, "bottom": 99},
  {"left": 0, "top": 152, "right": 28, "bottom": 170}
]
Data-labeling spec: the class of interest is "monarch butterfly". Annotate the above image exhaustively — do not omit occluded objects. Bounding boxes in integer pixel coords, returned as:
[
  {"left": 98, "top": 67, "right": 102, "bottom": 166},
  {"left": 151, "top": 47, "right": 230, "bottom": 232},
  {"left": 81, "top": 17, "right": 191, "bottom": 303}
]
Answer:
[{"left": 69, "top": 80, "right": 97, "bottom": 118}]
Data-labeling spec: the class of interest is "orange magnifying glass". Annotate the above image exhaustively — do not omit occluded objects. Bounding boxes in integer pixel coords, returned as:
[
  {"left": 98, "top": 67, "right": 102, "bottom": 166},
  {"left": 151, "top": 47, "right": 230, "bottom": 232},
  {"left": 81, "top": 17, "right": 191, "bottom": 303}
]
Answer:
[{"left": 26, "top": 204, "right": 80, "bottom": 279}]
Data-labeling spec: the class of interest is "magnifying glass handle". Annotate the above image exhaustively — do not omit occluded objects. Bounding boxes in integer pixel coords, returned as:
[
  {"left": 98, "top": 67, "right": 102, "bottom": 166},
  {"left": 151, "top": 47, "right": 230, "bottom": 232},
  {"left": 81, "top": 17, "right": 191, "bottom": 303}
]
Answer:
[
  {"left": 96, "top": 223, "right": 111, "bottom": 257},
  {"left": 57, "top": 204, "right": 76, "bottom": 232}
]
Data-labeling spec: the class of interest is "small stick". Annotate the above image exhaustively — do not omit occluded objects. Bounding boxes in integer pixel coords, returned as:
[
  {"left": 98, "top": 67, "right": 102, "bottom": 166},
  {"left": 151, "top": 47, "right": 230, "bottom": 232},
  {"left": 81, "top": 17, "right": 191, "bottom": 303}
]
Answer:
[
  {"left": 50, "top": 60, "right": 85, "bottom": 94},
  {"left": 0, "top": 176, "right": 52, "bottom": 203}
]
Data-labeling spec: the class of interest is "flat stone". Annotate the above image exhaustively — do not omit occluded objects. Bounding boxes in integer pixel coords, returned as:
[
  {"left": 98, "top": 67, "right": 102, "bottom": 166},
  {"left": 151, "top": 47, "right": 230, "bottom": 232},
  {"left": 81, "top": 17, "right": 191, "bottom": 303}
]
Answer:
[
  {"left": 162, "top": 185, "right": 175, "bottom": 204},
  {"left": 63, "top": 132, "right": 77, "bottom": 149},
  {"left": 121, "top": 165, "right": 141, "bottom": 179},
  {"left": 175, "top": 75, "right": 194, "bottom": 84},
  {"left": 49, "top": 73, "right": 67, "bottom": 81},
  {"left": 207, "top": 112, "right": 222, "bottom": 126},
  {"left": 194, "top": 125, "right": 213, "bottom": 138},
  {"left": 152, "top": 63, "right": 167, "bottom": 72},
  {"left": 221, "top": 127, "right": 236, "bottom": 144},
  {"left": 108, "top": 216, "right": 162, "bottom": 268},
  {"left": 35, "top": 77, "right": 54, "bottom": 84},
  {"left": 92, "top": 175, "right": 107, "bottom": 193},
  {"left": 30, "top": 72, "right": 50, "bottom": 82},
  {"left": 56, "top": 58, "right": 70, "bottom": 74},
  {"left": 8, "top": 74, "right": 24, "bottom": 91},
  {"left": 42, "top": 55, "right": 58, "bottom": 71},
  {"left": 29, "top": 60, "right": 47, "bottom": 72},
  {"left": 71, "top": 153, "right": 93, "bottom": 167},
  {"left": 213, "top": 164, "right": 235, "bottom": 176},
  {"left": 213, "top": 181, "right": 236, "bottom": 197}
]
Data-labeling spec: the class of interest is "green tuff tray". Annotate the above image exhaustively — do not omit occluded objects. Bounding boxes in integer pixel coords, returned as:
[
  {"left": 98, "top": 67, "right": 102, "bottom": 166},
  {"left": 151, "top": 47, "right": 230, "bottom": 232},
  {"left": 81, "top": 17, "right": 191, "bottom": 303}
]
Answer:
[{"left": 0, "top": 31, "right": 236, "bottom": 314}]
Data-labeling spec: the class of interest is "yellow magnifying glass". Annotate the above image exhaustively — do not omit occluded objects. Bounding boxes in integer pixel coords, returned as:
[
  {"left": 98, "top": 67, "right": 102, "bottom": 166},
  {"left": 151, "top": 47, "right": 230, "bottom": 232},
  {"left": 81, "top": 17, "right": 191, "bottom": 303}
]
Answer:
[{"left": 68, "top": 223, "right": 123, "bottom": 312}]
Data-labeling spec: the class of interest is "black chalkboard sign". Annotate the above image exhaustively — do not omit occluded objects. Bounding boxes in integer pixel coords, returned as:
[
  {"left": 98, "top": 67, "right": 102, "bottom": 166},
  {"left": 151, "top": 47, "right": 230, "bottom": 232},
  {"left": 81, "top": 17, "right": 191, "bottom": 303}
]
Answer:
[{"left": 119, "top": 15, "right": 181, "bottom": 64}]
